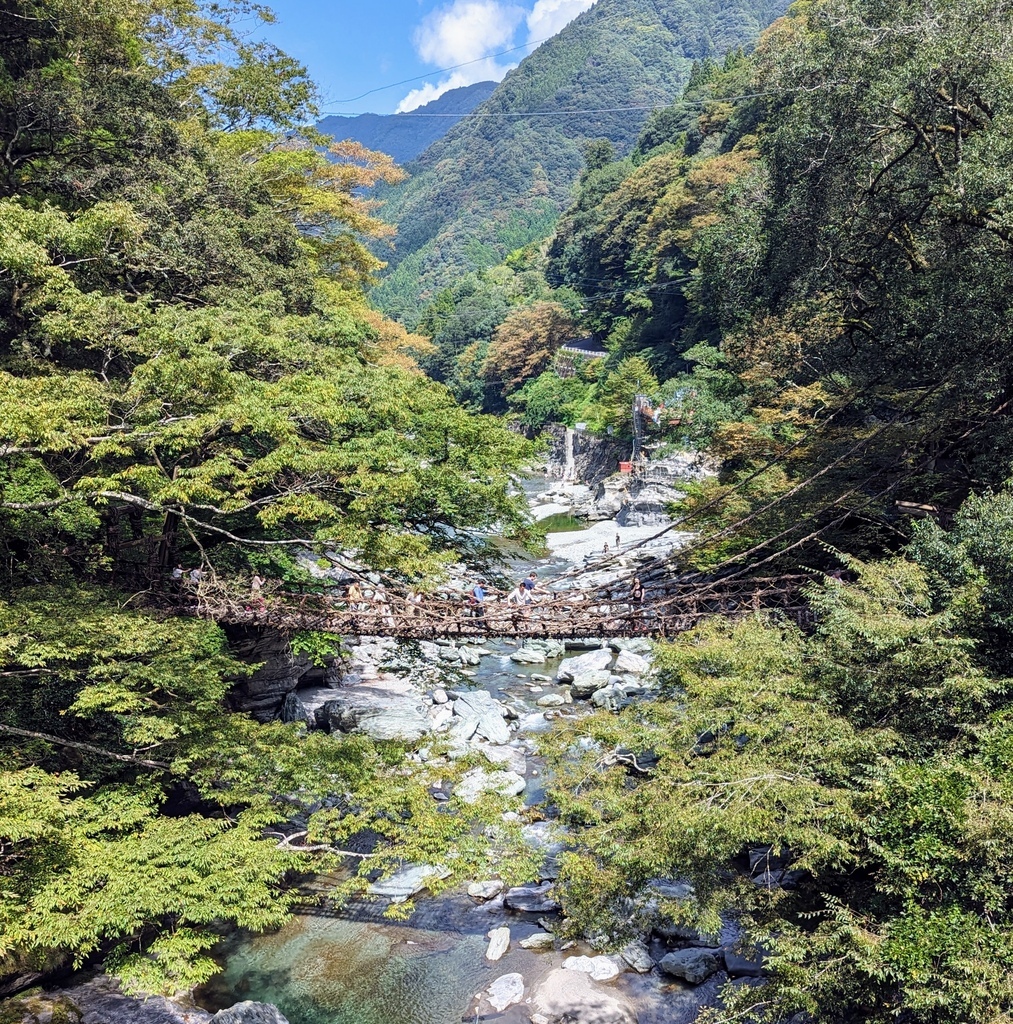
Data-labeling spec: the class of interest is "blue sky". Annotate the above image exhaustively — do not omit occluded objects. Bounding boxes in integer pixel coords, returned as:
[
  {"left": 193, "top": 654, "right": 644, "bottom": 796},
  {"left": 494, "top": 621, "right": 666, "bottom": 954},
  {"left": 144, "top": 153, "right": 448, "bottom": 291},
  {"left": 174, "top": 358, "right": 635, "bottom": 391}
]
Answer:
[{"left": 262, "top": 0, "right": 597, "bottom": 115}]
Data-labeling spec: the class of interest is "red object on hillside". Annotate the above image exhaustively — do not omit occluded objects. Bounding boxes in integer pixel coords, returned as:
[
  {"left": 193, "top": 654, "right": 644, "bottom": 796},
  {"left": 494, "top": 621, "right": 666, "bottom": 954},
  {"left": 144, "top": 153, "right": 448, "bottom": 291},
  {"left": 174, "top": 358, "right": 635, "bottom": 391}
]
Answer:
[{"left": 619, "top": 461, "right": 632, "bottom": 473}]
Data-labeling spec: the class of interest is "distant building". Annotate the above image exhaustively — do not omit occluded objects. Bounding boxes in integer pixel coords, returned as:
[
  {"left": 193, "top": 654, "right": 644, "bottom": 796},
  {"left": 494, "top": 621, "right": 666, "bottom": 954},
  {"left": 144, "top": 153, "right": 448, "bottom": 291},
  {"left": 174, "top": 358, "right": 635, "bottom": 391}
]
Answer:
[{"left": 556, "top": 337, "right": 606, "bottom": 377}]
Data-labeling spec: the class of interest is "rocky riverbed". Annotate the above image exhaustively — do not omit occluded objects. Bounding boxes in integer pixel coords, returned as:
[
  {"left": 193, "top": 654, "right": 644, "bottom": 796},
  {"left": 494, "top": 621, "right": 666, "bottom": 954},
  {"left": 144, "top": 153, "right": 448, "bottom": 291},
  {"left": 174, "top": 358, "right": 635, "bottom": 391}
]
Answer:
[{"left": 196, "top": 622, "right": 762, "bottom": 1024}]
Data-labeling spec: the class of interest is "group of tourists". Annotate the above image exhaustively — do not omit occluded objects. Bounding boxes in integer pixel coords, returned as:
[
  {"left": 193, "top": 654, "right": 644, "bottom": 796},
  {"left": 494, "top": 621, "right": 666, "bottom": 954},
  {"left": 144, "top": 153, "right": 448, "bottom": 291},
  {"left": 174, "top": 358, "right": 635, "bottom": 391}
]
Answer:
[
  {"left": 171, "top": 564, "right": 204, "bottom": 586},
  {"left": 468, "top": 571, "right": 543, "bottom": 618}
]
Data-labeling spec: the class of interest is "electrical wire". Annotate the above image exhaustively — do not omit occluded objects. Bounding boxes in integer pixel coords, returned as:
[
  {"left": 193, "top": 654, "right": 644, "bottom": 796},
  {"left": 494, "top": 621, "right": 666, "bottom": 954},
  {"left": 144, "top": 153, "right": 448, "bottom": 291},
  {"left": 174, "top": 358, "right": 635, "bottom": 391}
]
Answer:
[{"left": 330, "top": 36, "right": 558, "bottom": 104}]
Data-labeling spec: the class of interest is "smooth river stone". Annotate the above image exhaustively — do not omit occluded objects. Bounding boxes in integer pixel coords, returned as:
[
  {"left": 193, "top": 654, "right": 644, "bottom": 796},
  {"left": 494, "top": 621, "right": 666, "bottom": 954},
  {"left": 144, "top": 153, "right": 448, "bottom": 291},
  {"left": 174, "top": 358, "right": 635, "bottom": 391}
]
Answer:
[
  {"left": 366, "top": 863, "right": 450, "bottom": 904},
  {"left": 563, "top": 955, "right": 621, "bottom": 982},
  {"left": 486, "top": 926, "right": 510, "bottom": 961},
  {"left": 619, "top": 939, "right": 655, "bottom": 973},
  {"left": 486, "top": 973, "right": 524, "bottom": 1012},
  {"left": 657, "top": 948, "right": 722, "bottom": 984},
  {"left": 520, "top": 931, "right": 555, "bottom": 951},
  {"left": 569, "top": 669, "right": 611, "bottom": 699},
  {"left": 613, "top": 650, "right": 651, "bottom": 674},
  {"left": 556, "top": 647, "right": 612, "bottom": 683},
  {"left": 468, "top": 879, "right": 503, "bottom": 900},
  {"left": 503, "top": 881, "right": 560, "bottom": 913},
  {"left": 531, "top": 969, "right": 636, "bottom": 1024},
  {"left": 536, "top": 693, "right": 565, "bottom": 707}
]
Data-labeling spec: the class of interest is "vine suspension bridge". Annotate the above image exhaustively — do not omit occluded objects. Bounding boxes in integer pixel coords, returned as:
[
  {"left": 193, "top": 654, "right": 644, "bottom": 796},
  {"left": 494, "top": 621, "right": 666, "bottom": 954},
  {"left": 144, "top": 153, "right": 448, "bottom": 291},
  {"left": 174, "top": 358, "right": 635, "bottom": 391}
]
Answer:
[{"left": 183, "top": 574, "right": 813, "bottom": 640}]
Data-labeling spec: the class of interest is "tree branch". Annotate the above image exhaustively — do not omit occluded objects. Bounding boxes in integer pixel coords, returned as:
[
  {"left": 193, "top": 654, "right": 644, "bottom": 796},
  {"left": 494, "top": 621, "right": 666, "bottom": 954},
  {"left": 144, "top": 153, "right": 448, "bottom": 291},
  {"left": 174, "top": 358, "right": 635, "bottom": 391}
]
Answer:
[{"left": 0, "top": 724, "right": 171, "bottom": 769}]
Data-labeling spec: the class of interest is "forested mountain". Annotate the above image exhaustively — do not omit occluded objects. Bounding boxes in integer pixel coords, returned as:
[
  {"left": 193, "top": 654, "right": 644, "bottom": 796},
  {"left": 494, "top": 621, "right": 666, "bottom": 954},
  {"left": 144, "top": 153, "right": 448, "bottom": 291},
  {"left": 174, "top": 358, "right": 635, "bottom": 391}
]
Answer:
[
  {"left": 316, "top": 81, "right": 497, "bottom": 164},
  {"left": 371, "top": 0, "right": 790, "bottom": 321}
]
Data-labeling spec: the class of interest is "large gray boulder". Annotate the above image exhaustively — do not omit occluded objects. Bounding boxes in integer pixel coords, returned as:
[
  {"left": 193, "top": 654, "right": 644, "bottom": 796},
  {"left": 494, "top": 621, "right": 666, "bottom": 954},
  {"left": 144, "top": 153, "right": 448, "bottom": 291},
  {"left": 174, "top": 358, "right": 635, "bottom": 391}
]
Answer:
[
  {"left": 619, "top": 939, "right": 654, "bottom": 973},
  {"left": 486, "top": 973, "right": 525, "bottom": 1012},
  {"left": 589, "top": 682, "right": 630, "bottom": 710},
  {"left": 211, "top": 1003, "right": 290, "bottom": 1024},
  {"left": 610, "top": 638, "right": 653, "bottom": 655},
  {"left": 280, "top": 686, "right": 338, "bottom": 728},
  {"left": 324, "top": 691, "right": 430, "bottom": 742},
  {"left": 510, "top": 647, "right": 547, "bottom": 664},
  {"left": 486, "top": 926, "right": 511, "bottom": 961},
  {"left": 530, "top": 969, "right": 636, "bottom": 1024},
  {"left": 468, "top": 879, "right": 503, "bottom": 900},
  {"left": 658, "top": 948, "right": 722, "bottom": 984},
  {"left": 556, "top": 648, "right": 612, "bottom": 683},
  {"left": 570, "top": 669, "right": 612, "bottom": 699},
  {"left": 563, "top": 955, "right": 621, "bottom": 982},
  {"left": 450, "top": 689, "right": 511, "bottom": 744},
  {"left": 525, "top": 638, "right": 566, "bottom": 658},
  {"left": 613, "top": 650, "right": 650, "bottom": 675},
  {"left": 367, "top": 863, "right": 450, "bottom": 903},
  {"left": 503, "top": 881, "right": 560, "bottom": 912}
]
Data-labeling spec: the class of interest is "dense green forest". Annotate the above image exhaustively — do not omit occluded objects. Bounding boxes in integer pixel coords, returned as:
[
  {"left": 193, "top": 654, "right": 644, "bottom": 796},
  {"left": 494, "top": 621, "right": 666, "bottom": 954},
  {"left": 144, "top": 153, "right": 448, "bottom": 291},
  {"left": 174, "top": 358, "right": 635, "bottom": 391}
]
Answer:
[
  {"left": 370, "top": 0, "right": 789, "bottom": 321},
  {"left": 0, "top": 0, "right": 535, "bottom": 997}
]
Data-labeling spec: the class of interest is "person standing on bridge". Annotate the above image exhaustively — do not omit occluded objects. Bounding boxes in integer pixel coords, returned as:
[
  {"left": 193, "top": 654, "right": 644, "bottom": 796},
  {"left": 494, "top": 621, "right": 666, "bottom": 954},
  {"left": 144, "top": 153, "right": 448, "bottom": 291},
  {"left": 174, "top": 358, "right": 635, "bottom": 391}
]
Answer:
[
  {"left": 248, "top": 573, "right": 266, "bottom": 614},
  {"left": 469, "top": 580, "right": 487, "bottom": 619},
  {"left": 508, "top": 579, "right": 531, "bottom": 607}
]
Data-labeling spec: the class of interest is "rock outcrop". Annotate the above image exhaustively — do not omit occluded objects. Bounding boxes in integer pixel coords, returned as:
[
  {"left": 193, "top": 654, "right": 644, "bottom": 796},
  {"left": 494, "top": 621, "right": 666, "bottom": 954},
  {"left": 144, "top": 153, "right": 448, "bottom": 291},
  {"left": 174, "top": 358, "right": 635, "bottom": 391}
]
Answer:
[
  {"left": 530, "top": 969, "right": 637, "bottom": 1024},
  {"left": 11, "top": 977, "right": 289, "bottom": 1024},
  {"left": 658, "top": 948, "right": 723, "bottom": 984}
]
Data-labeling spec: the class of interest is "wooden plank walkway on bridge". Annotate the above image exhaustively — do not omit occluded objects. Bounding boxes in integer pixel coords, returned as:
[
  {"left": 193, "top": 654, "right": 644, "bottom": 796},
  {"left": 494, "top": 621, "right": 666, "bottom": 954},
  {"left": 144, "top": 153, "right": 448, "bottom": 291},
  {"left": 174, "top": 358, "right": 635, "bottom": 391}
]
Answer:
[{"left": 189, "top": 576, "right": 813, "bottom": 640}]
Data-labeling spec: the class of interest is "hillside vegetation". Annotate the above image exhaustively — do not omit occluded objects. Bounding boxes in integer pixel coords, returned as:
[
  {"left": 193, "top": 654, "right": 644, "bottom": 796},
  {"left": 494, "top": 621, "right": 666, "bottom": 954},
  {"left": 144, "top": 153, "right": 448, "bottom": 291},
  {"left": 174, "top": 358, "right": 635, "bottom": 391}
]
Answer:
[
  {"left": 520, "top": 2, "right": 1013, "bottom": 1022},
  {"left": 370, "top": 0, "right": 789, "bottom": 320}
]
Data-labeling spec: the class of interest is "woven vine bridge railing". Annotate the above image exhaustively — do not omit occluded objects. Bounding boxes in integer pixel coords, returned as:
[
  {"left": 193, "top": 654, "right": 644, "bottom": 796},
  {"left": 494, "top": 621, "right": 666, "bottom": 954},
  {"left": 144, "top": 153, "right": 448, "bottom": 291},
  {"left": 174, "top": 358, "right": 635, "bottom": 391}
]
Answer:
[{"left": 185, "top": 575, "right": 813, "bottom": 640}]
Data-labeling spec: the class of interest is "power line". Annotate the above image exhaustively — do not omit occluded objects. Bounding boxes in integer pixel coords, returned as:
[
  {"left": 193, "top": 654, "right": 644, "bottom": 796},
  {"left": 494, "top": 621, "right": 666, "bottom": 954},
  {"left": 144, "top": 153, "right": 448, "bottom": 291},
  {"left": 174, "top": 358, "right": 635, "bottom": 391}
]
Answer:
[
  {"left": 330, "top": 36, "right": 556, "bottom": 105},
  {"left": 319, "top": 82, "right": 859, "bottom": 120},
  {"left": 322, "top": 104, "right": 673, "bottom": 118}
]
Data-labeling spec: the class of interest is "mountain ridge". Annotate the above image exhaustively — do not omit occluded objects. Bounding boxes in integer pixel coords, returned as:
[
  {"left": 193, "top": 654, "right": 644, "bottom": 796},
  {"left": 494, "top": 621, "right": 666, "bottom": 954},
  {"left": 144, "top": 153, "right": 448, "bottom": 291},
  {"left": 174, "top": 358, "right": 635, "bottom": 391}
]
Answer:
[
  {"left": 316, "top": 81, "right": 497, "bottom": 164},
  {"left": 371, "top": 0, "right": 790, "bottom": 322}
]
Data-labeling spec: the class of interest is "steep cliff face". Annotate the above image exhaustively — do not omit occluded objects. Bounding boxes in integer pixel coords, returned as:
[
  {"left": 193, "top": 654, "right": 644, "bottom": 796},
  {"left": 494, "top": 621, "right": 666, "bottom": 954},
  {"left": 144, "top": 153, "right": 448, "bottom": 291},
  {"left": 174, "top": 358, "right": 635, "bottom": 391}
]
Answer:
[
  {"left": 226, "top": 627, "right": 340, "bottom": 721},
  {"left": 541, "top": 425, "right": 717, "bottom": 524},
  {"left": 543, "top": 424, "right": 629, "bottom": 487}
]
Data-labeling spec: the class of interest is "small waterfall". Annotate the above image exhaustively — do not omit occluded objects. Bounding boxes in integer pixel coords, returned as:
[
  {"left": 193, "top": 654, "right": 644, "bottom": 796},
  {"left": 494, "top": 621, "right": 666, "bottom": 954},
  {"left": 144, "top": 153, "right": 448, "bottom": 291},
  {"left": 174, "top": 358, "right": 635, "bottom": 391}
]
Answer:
[{"left": 563, "top": 427, "right": 576, "bottom": 484}]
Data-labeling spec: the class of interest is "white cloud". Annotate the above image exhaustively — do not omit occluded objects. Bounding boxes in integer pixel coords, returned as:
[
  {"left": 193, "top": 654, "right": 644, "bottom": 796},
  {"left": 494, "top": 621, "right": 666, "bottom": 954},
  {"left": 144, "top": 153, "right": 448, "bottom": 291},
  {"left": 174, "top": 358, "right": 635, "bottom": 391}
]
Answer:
[
  {"left": 396, "top": 0, "right": 523, "bottom": 111},
  {"left": 526, "top": 0, "right": 595, "bottom": 43},
  {"left": 397, "top": 60, "right": 512, "bottom": 112},
  {"left": 416, "top": 0, "right": 524, "bottom": 65},
  {"left": 395, "top": 0, "right": 597, "bottom": 112}
]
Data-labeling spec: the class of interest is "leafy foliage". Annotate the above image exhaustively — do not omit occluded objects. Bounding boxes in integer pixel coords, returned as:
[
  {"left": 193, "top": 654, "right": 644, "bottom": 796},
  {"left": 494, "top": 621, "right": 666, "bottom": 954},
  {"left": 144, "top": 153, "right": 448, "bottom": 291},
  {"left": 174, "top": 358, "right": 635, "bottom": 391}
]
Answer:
[
  {"left": 0, "top": 0, "right": 535, "bottom": 996},
  {"left": 545, "top": 528, "right": 1013, "bottom": 1023}
]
